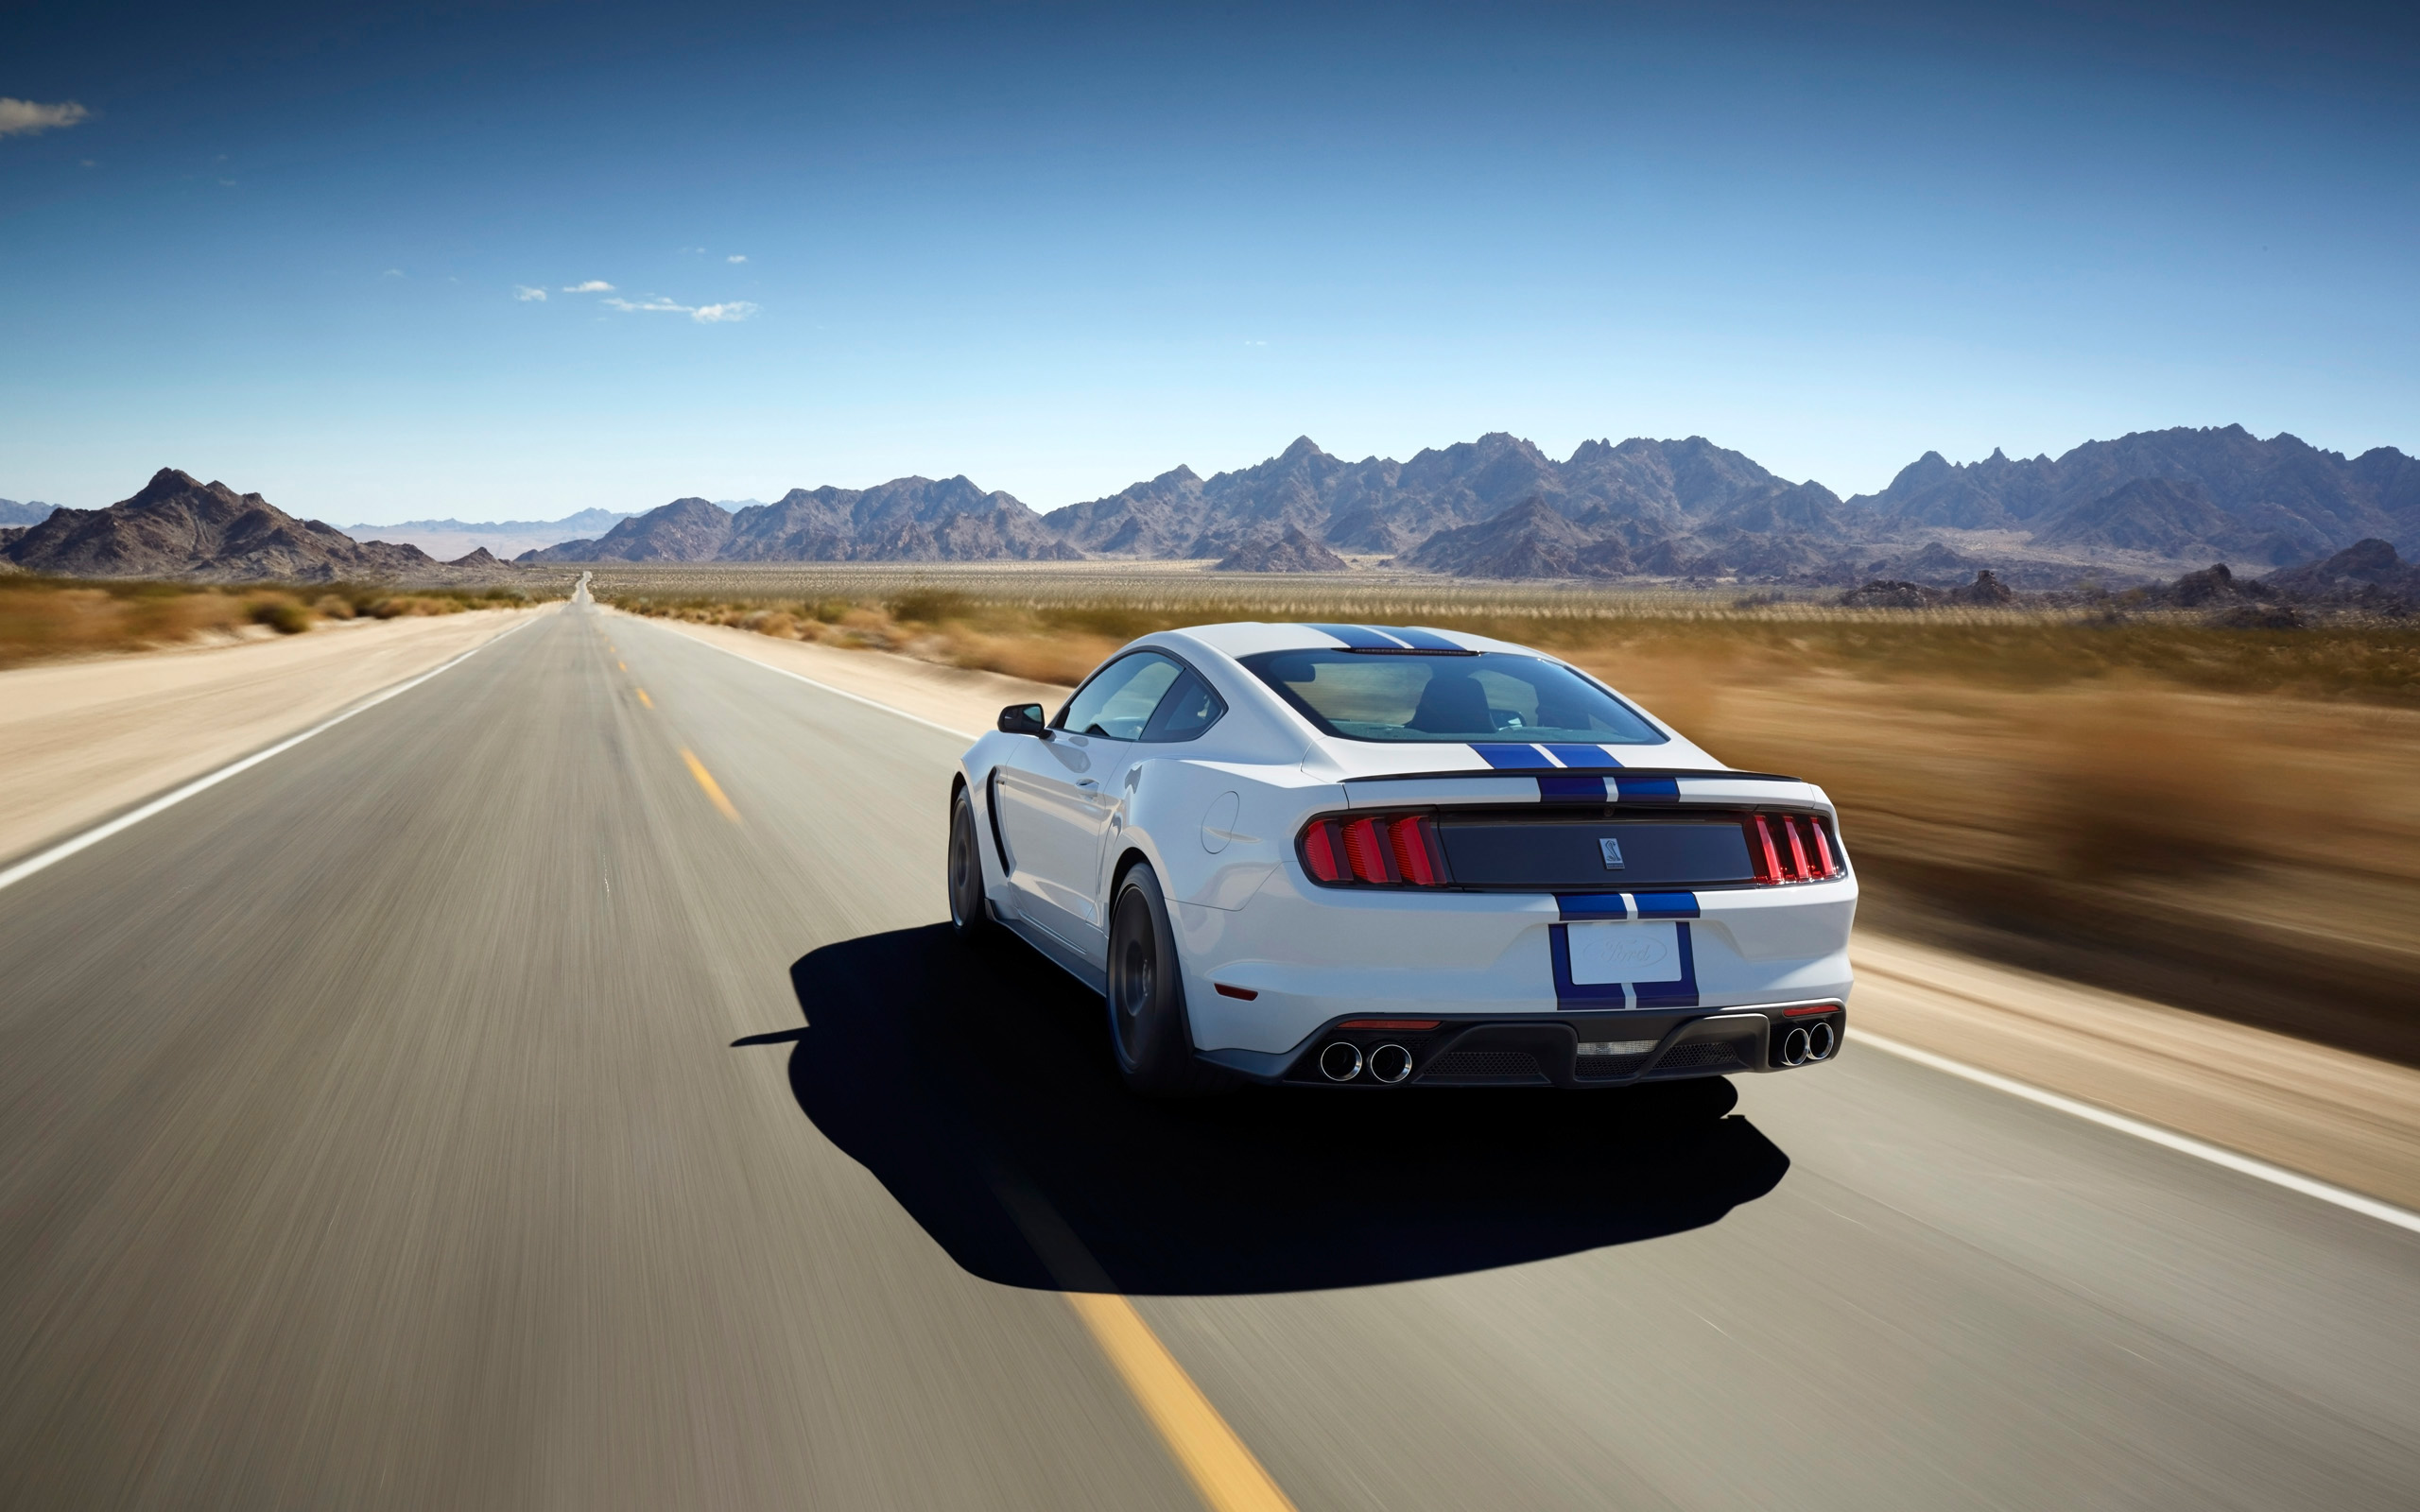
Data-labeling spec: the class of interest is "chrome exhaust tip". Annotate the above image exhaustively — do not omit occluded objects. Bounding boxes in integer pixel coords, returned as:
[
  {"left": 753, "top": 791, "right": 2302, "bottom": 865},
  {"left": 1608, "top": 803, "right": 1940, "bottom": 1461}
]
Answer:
[
  {"left": 1780, "top": 1026, "right": 1812, "bottom": 1067},
  {"left": 1806, "top": 1021, "right": 1837, "bottom": 1061},
  {"left": 1319, "top": 1041, "right": 1365, "bottom": 1082},
  {"left": 1368, "top": 1044, "right": 1413, "bottom": 1084}
]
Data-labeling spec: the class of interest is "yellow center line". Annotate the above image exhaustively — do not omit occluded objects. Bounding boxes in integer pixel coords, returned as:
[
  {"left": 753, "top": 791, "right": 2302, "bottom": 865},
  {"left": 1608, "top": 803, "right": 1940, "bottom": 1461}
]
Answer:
[
  {"left": 635, "top": 689, "right": 653, "bottom": 709},
  {"left": 618, "top": 660, "right": 629, "bottom": 671},
  {"left": 1063, "top": 1293, "right": 1298, "bottom": 1512},
  {"left": 680, "top": 748, "right": 741, "bottom": 823}
]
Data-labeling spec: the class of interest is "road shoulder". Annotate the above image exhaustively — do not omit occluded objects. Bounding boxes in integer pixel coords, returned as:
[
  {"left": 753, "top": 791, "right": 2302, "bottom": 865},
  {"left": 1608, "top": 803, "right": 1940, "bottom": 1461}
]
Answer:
[{"left": 0, "top": 608, "right": 545, "bottom": 865}]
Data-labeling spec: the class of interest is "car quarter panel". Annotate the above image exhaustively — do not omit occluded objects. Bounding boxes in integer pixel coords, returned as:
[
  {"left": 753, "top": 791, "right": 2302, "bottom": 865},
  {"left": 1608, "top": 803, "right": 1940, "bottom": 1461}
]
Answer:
[{"left": 1124, "top": 759, "right": 1335, "bottom": 913}]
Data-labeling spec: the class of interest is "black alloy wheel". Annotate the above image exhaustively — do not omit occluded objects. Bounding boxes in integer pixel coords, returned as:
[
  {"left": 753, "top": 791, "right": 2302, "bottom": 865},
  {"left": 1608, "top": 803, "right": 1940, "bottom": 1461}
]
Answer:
[
  {"left": 947, "top": 785, "right": 997, "bottom": 943},
  {"left": 1105, "top": 863, "right": 1226, "bottom": 1097}
]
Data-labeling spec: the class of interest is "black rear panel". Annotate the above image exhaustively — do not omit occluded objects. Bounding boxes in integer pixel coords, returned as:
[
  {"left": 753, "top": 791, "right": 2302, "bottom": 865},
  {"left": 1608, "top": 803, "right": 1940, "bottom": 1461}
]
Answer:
[{"left": 1438, "top": 812, "right": 1756, "bottom": 889}]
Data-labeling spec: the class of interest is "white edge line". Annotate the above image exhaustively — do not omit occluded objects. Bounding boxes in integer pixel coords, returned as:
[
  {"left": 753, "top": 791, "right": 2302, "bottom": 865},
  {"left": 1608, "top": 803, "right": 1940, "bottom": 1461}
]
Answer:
[
  {"left": 0, "top": 613, "right": 542, "bottom": 895},
  {"left": 630, "top": 613, "right": 979, "bottom": 741},
  {"left": 1856, "top": 1030, "right": 2420, "bottom": 1235}
]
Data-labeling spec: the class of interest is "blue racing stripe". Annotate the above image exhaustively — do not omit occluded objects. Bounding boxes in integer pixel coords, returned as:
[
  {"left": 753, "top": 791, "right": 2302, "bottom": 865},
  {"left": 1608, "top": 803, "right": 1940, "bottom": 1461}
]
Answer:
[
  {"left": 1537, "top": 775, "right": 1609, "bottom": 803},
  {"left": 1381, "top": 626, "right": 1466, "bottom": 652},
  {"left": 1542, "top": 743, "right": 1623, "bottom": 769},
  {"left": 1633, "top": 923, "right": 1699, "bottom": 1009},
  {"left": 1305, "top": 623, "right": 1402, "bottom": 650},
  {"left": 1613, "top": 775, "right": 1681, "bottom": 801},
  {"left": 1470, "top": 742, "right": 1555, "bottom": 770},
  {"left": 1633, "top": 891, "right": 1700, "bottom": 919},
  {"left": 1547, "top": 924, "right": 1628, "bottom": 1008},
  {"left": 1557, "top": 894, "right": 1631, "bottom": 919}
]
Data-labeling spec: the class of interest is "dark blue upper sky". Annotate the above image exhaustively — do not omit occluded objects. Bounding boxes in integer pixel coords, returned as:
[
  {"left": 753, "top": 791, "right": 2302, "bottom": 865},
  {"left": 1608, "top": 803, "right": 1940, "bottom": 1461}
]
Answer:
[{"left": 4, "top": 1, "right": 2414, "bottom": 520}]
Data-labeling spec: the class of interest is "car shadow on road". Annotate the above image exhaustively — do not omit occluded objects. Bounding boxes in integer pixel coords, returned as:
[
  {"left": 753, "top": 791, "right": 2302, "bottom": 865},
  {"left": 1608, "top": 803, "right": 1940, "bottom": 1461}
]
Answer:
[{"left": 754, "top": 924, "right": 1789, "bottom": 1296}]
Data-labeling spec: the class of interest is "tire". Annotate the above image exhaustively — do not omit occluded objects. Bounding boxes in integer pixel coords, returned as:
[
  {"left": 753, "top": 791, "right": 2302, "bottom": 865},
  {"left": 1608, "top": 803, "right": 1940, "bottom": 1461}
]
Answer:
[
  {"left": 1106, "top": 862, "right": 1229, "bottom": 1097},
  {"left": 947, "top": 784, "right": 999, "bottom": 944}
]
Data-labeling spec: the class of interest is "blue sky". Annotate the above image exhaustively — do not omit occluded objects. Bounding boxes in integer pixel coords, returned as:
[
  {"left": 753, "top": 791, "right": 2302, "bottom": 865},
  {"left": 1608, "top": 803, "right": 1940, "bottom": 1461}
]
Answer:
[{"left": 3, "top": 1, "right": 2414, "bottom": 522}]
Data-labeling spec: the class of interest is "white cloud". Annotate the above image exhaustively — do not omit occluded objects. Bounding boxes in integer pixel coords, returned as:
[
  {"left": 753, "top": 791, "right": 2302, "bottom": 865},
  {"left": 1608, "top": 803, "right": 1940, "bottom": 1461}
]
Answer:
[
  {"left": 513, "top": 285, "right": 547, "bottom": 301},
  {"left": 726, "top": 254, "right": 747, "bottom": 263},
  {"left": 562, "top": 280, "right": 615, "bottom": 293},
  {"left": 0, "top": 99, "right": 89, "bottom": 138},
  {"left": 600, "top": 295, "right": 761, "bottom": 324},
  {"left": 382, "top": 267, "right": 404, "bottom": 278}
]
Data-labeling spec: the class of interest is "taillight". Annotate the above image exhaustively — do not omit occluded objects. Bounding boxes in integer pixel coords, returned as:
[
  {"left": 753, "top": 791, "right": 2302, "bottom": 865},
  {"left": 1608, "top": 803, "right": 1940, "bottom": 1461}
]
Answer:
[
  {"left": 1743, "top": 812, "right": 1842, "bottom": 884},
  {"left": 1300, "top": 814, "right": 1447, "bottom": 888},
  {"left": 1340, "top": 816, "right": 1395, "bottom": 883},
  {"left": 1303, "top": 820, "right": 1345, "bottom": 884},
  {"left": 1389, "top": 814, "right": 1442, "bottom": 885}
]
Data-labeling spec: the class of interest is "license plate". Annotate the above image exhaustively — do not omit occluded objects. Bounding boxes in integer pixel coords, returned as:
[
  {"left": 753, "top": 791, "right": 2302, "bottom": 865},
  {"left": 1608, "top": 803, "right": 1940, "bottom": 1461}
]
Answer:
[{"left": 1564, "top": 920, "right": 1679, "bottom": 986}]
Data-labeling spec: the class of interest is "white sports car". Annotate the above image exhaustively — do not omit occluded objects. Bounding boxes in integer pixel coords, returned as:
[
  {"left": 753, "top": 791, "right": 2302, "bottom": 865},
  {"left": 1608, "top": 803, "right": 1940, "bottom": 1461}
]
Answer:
[{"left": 947, "top": 622, "right": 1855, "bottom": 1095}]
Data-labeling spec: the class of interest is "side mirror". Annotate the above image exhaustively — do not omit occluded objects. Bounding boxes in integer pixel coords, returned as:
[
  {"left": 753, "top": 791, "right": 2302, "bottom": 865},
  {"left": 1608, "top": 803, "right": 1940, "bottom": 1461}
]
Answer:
[{"left": 998, "top": 703, "right": 1049, "bottom": 737}]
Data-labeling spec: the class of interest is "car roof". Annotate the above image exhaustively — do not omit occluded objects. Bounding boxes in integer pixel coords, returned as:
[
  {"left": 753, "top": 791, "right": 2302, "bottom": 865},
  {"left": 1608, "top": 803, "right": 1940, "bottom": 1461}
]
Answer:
[{"left": 1155, "top": 622, "right": 1540, "bottom": 660}]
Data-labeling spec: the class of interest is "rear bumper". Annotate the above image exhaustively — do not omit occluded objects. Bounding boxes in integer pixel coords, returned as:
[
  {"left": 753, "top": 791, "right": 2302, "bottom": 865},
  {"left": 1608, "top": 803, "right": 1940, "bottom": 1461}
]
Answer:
[
  {"left": 1175, "top": 869, "right": 1858, "bottom": 1057},
  {"left": 1199, "top": 1002, "right": 1845, "bottom": 1088}
]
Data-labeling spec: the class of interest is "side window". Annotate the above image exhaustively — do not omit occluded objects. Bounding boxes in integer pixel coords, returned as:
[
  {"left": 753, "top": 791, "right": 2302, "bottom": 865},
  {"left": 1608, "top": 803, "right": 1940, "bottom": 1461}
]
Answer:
[
  {"left": 1142, "top": 669, "right": 1226, "bottom": 742},
  {"left": 1056, "top": 653, "right": 1184, "bottom": 741}
]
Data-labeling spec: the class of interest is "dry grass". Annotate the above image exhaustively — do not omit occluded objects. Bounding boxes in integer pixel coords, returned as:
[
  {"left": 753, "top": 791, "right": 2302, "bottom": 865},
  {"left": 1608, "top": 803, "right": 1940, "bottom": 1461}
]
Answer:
[
  {"left": 0, "top": 577, "right": 560, "bottom": 668},
  {"left": 603, "top": 567, "right": 2420, "bottom": 1061}
]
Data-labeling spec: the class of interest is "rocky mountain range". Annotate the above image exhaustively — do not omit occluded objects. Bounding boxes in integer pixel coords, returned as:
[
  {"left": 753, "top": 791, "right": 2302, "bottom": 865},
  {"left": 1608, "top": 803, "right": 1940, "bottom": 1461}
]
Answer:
[
  {"left": 1215, "top": 524, "right": 1350, "bottom": 573},
  {"left": 517, "top": 425, "right": 2416, "bottom": 584},
  {"left": 342, "top": 507, "right": 631, "bottom": 561},
  {"left": 0, "top": 498, "right": 60, "bottom": 527},
  {"left": 521, "top": 475, "right": 1078, "bottom": 564},
  {"left": 0, "top": 470, "right": 519, "bottom": 582}
]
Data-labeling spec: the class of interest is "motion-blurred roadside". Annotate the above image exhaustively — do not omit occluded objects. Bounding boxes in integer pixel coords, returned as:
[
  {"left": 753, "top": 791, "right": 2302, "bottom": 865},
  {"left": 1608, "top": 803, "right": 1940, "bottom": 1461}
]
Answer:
[{"left": 605, "top": 570, "right": 2420, "bottom": 1068}]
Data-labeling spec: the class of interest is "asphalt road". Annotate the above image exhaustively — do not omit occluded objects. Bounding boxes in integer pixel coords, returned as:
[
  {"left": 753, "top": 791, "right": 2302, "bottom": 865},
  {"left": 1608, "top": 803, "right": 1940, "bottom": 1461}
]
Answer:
[{"left": 4, "top": 596, "right": 2415, "bottom": 1511}]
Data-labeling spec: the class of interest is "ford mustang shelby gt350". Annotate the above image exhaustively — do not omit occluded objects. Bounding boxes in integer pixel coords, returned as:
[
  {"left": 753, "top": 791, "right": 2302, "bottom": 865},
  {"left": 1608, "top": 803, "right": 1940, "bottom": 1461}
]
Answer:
[{"left": 947, "top": 622, "right": 1855, "bottom": 1095}]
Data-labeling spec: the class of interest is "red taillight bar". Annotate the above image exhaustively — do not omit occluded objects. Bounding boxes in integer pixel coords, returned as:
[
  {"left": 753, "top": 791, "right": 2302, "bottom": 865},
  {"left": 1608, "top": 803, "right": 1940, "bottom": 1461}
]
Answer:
[
  {"left": 1339, "top": 1018, "right": 1441, "bottom": 1030},
  {"left": 1781, "top": 816, "right": 1813, "bottom": 880},
  {"left": 1340, "top": 816, "right": 1396, "bottom": 884},
  {"left": 1390, "top": 814, "right": 1442, "bottom": 885},
  {"left": 1303, "top": 820, "right": 1345, "bottom": 884},
  {"left": 1749, "top": 814, "right": 1784, "bottom": 883}
]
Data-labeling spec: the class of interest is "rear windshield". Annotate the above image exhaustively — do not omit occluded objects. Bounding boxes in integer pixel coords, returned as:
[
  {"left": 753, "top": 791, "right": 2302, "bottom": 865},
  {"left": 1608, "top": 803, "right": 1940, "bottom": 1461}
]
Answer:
[{"left": 1238, "top": 650, "right": 1668, "bottom": 744}]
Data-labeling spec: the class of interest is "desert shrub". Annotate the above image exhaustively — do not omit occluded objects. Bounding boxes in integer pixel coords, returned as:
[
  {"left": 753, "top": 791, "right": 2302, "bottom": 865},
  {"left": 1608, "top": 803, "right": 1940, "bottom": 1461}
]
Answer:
[
  {"left": 311, "top": 593, "right": 356, "bottom": 620},
  {"left": 2025, "top": 694, "right": 2262, "bottom": 877},
  {"left": 887, "top": 589, "right": 973, "bottom": 625},
  {"left": 248, "top": 595, "right": 313, "bottom": 634}
]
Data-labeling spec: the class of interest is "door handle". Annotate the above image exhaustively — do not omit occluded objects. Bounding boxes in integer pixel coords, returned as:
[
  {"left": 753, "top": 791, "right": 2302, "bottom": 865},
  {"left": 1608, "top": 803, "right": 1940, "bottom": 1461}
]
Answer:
[{"left": 1077, "top": 779, "right": 1099, "bottom": 788}]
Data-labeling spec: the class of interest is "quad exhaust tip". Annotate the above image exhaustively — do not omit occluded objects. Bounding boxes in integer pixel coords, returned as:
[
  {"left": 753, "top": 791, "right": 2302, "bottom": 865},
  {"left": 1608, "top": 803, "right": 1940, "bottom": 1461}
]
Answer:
[
  {"left": 1368, "top": 1043, "right": 1413, "bottom": 1084},
  {"left": 1780, "top": 1020, "right": 1840, "bottom": 1067},
  {"left": 1319, "top": 1041, "right": 1364, "bottom": 1082}
]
